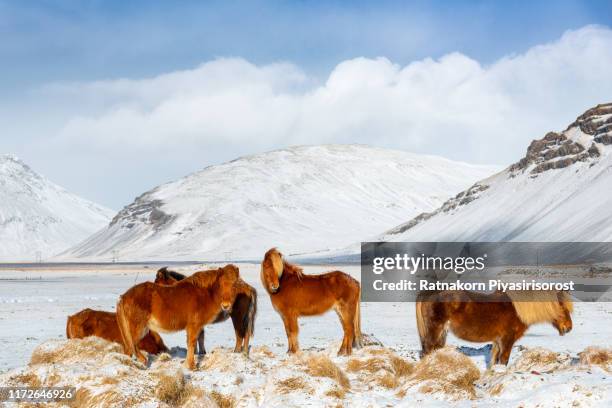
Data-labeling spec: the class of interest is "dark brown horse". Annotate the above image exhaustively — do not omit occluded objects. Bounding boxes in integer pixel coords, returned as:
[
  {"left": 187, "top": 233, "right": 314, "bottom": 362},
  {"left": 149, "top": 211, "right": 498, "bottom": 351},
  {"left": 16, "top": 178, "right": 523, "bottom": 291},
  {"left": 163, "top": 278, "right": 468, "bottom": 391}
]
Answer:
[
  {"left": 416, "top": 290, "right": 573, "bottom": 366},
  {"left": 155, "top": 267, "right": 257, "bottom": 355},
  {"left": 117, "top": 265, "right": 241, "bottom": 369},
  {"left": 260, "top": 248, "right": 362, "bottom": 355},
  {"left": 66, "top": 308, "right": 168, "bottom": 355}
]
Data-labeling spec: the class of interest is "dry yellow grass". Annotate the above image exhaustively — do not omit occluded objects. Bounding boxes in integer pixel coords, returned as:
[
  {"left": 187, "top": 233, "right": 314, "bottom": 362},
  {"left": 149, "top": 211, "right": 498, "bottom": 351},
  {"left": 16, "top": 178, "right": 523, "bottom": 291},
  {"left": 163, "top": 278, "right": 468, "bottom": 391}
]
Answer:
[
  {"left": 69, "top": 387, "right": 125, "bottom": 408},
  {"left": 30, "top": 337, "right": 122, "bottom": 366},
  {"left": 252, "top": 345, "right": 276, "bottom": 358},
  {"left": 346, "top": 348, "right": 414, "bottom": 389},
  {"left": 155, "top": 370, "right": 187, "bottom": 406},
  {"left": 6, "top": 372, "right": 41, "bottom": 387},
  {"left": 209, "top": 390, "right": 236, "bottom": 408},
  {"left": 302, "top": 354, "right": 350, "bottom": 390},
  {"left": 579, "top": 346, "right": 612, "bottom": 371},
  {"left": 399, "top": 347, "right": 480, "bottom": 400},
  {"left": 276, "top": 377, "right": 314, "bottom": 394},
  {"left": 511, "top": 347, "right": 569, "bottom": 372},
  {"left": 324, "top": 386, "right": 346, "bottom": 399}
]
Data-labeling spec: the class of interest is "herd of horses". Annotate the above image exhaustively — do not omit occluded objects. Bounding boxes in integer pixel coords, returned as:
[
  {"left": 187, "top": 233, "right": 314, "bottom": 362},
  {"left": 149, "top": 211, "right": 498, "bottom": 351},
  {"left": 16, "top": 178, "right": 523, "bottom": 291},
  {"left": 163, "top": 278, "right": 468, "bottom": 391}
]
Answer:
[{"left": 66, "top": 248, "right": 574, "bottom": 370}]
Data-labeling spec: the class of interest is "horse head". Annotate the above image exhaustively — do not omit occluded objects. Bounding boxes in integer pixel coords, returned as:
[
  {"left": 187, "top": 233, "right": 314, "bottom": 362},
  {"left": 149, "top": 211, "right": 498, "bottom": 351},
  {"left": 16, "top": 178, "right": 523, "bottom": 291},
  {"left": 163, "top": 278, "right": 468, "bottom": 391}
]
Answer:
[
  {"left": 218, "top": 264, "right": 240, "bottom": 311},
  {"left": 155, "top": 267, "right": 170, "bottom": 284},
  {"left": 552, "top": 292, "right": 573, "bottom": 336},
  {"left": 261, "top": 248, "right": 284, "bottom": 294}
]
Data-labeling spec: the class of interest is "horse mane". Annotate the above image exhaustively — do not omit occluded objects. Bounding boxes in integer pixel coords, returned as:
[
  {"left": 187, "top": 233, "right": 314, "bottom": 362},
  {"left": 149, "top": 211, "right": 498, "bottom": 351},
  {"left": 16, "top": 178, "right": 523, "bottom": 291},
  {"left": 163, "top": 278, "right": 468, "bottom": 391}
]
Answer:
[
  {"left": 507, "top": 290, "right": 573, "bottom": 325},
  {"left": 263, "top": 248, "right": 304, "bottom": 279},
  {"left": 183, "top": 265, "right": 239, "bottom": 289},
  {"left": 282, "top": 260, "right": 304, "bottom": 279},
  {"left": 157, "top": 267, "right": 187, "bottom": 281}
]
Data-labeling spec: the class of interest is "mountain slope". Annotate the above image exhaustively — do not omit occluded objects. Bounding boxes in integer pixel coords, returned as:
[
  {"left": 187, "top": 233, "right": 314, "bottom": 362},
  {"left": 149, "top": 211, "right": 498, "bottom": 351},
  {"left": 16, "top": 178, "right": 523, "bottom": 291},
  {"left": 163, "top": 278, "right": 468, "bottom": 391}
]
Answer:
[
  {"left": 62, "top": 145, "right": 497, "bottom": 261},
  {"left": 0, "top": 155, "right": 115, "bottom": 261},
  {"left": 381, "top": 103, "right": 612, "bottom": 242}
]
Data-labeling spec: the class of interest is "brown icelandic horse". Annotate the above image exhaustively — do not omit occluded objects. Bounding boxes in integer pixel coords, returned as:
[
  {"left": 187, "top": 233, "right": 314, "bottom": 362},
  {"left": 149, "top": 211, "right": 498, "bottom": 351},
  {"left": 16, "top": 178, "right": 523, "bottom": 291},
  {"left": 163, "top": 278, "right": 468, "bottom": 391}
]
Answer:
[
  {"left": 66, "top": 308, "right": 168, "bottom": 355},
  {"left": 155, "top": 267, "right": 257, "bottom": 355},
  {"left": 416, "top": 290, "right": 573, "bottom": 366},
  {"left": 117, "top": 264, "right": 241, "bottom": 369},
  {"left": 261, "top": 248, "right": 362, "bottom": 355}
]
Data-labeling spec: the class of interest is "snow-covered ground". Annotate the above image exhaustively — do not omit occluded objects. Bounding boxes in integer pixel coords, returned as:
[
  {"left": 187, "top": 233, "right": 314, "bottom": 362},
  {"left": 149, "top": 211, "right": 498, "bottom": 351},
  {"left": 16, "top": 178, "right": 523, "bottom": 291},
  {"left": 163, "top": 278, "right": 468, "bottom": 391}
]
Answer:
[{"left": 0, "top": 264, "right": 610, "bottom": 407}]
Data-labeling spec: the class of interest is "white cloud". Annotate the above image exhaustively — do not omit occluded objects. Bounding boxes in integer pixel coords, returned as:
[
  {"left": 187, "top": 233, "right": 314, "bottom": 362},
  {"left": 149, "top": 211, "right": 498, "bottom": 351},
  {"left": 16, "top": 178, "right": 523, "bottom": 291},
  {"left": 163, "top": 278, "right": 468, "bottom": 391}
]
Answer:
[
  {"left": 45, "top": 25, "right": 612, "bottom": 165},
  {"left": 9, "top": 25, "right": 612, "bottom": 208}
]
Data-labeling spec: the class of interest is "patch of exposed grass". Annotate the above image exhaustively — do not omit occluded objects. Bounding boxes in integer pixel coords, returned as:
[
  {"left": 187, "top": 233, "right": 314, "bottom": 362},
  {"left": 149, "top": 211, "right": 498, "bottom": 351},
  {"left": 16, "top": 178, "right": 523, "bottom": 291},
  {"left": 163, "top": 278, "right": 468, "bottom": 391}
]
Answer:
[
  {"left": 30, "top": 337, "right": 122, "bottom": 366},
  {"left": 276, "top": 377, "right": 314, "bottom": 394},
  {"left": 346, "top": 348, "right": 413, "bottom": 389},
  {"left": 7, "top": 372, "right": 41, "bottom": 387},
  {"left": 303, "top": 354, "right": 350, "bottom": 390},
  {"left": 579, "top": 346, "right": 612, "bottom": 370},
  {"left": 511, "top": 348, "right": 568, "bottom": 372},
  {"left": 400, "top": 347, "right": 480, "bottom": 400},
  {"left": 324, "top": 386, "right": 346, "bottom": 399},
  {"left": 155, "top": 370, "right": 188, "bottom": 406},
  {"left": 209, "top": 390, "right": 235, "bottom": 408}
]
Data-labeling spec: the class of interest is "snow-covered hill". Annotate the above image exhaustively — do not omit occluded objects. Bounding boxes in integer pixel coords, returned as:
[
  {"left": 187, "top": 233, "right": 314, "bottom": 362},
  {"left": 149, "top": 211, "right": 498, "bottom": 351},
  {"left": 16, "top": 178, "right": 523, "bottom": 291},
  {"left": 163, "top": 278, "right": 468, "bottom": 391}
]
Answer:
[
  {"left": 61, "top": 145, "right": 497, "bottom": 261},
  {"left": 381, "top": 103, "right": 612, "bottom": 242},
  {"left": 0, "top": 155, "right": 114, "bottom": 261}
]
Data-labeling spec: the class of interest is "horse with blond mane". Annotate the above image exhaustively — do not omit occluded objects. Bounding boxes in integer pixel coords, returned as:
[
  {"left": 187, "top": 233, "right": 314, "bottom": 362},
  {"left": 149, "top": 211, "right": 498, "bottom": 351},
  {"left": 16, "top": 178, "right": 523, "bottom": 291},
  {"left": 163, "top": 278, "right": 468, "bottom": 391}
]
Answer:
[
  {"left": 66, "top": 308, "right": 168, "bottom": 355},
  {"left": 261, "top": 248, "right": 362, "bottom": 355},
  {"left": 117, "top": 264, "right": 240, "bottom": 369},
  {"left": 154, "top": 267, "right": 257, "bottom": 355},
  {"left": 416, "top": 290, "right": 573, "bottom": 366}
]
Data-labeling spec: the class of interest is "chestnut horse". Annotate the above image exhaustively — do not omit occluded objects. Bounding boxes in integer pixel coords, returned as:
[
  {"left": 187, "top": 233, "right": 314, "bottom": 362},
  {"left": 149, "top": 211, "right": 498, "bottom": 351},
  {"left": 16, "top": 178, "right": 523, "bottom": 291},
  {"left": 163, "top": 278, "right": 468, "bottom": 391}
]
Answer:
[
  {"left": 66, "top": 308, "right": 168, "bottom": 355},
  {"left": 154, "top": 267, "right": 257, "bottom": 355},
  {"left": 260, "top": 248, "right": 362, "bottom": 355},
  {"left": 416, "top": 290, "right": 573, "bottom": 366},
  {"left": 117, "top": 264, "right": 240, "bottom": 369}
]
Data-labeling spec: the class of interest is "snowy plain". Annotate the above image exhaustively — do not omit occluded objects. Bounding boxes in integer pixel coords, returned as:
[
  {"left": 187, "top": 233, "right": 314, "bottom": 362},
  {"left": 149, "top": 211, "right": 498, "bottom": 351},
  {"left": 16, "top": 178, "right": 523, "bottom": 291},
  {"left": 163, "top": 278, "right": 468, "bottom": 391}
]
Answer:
[{"left": 0, "top": 263, "right": 610, "bottom": 407}]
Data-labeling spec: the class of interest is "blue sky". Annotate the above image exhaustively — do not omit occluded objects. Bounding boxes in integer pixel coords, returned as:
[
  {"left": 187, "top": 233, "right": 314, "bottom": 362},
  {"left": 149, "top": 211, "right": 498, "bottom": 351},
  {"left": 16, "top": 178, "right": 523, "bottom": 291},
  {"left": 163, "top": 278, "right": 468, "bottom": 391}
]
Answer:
[
  {"left": 1, "top": 1, "right": 611, "bottom": 208},
  {"left": 2, "top": 0, "right": 610, "bottom": 92}
]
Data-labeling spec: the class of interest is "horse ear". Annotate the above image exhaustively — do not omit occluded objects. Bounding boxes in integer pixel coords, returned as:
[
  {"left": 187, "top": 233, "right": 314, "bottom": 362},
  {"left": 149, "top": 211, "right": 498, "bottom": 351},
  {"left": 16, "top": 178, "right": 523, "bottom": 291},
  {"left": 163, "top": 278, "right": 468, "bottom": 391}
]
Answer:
[{"left": 272, "top": 251, "right": 284, "bottom": 278}]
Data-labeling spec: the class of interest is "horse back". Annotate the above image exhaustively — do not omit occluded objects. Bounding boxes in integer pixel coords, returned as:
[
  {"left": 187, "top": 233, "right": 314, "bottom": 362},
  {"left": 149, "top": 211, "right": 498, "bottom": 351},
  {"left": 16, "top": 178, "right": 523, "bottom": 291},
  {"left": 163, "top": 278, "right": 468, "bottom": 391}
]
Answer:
[
  {"left": 274, "top": 270, "right": 359, "bottom": 315},
  {"left": 66, "top": 309, "right": 123, "bottom": 344}
]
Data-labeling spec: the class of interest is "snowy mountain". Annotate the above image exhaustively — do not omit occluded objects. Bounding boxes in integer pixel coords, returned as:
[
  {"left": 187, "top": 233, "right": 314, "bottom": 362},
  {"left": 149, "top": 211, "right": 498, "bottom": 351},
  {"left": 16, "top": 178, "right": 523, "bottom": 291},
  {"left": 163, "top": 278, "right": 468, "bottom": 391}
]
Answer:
[
  {"left": 381, "top": 103, "right": 612, "bottom": 242},
  {"left": 61, "top": 145, "right": 497, "bottom": 261},
  {"left": 0, "top": 155, "right": 114, "bottom": 261}
]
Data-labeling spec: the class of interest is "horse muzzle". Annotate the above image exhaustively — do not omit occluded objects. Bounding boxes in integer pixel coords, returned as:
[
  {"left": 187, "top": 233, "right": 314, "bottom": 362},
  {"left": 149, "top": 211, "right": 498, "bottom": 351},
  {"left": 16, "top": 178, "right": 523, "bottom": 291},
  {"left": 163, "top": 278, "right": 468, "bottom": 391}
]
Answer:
[
  {"left": 221, "top": 302, "right": 232, "bottom": 312},
  {"left": 270, "top": 285, "right": 279, "bottom": 294}
]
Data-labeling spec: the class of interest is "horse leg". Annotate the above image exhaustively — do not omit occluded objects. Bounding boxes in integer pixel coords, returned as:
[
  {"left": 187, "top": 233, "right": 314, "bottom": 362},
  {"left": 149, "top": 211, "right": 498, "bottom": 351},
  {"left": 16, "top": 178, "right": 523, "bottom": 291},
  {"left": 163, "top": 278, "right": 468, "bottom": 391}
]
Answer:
[
  {"left": 185, "top": 326, "right": 200, "bottom": 370},
  {"left": 336, "top": 303, "right": 355, "bottom": 356},
  {"left": 489, "top": 341, "right": 500, "bottom": 368},
  {"left": 230, "top": 312, "right": 245, "bottom": 354},
  {"left": 498, "top": 335, "right": 518, "bottom": 365},
  {"left": 197, "top": 329, "right": 205, "bottom": 355},
  {"left": 131, "top": 325, "right": 148, "bottom": 364},
  {"left": 281, "top": 314, "right": 299, "bottom": 354},
  {"left": 241, "top": 327, "right": 251, "bottom": 357}
]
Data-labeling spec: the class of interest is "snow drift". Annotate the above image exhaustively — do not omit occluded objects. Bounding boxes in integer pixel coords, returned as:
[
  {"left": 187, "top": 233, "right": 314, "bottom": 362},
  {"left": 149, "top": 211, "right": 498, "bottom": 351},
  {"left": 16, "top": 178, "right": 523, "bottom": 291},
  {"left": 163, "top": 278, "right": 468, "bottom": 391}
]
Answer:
[{"left": 1, "top": 337, "right": 609, "bottom": 407}]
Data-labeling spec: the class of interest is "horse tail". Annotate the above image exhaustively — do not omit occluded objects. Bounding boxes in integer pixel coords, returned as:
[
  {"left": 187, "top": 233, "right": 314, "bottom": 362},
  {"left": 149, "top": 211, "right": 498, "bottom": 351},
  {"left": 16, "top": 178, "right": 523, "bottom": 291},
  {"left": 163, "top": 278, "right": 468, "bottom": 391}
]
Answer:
[
  {"left": 354, "top": 285, "right": 363, "bottom": 348},
  {"left": 116, "top": 298, "right": 134, "bottom": 356},
  {"left": 246, "top": 286, "right": 257, "bottom": 337},
  {"left": 415, "top": 299, "right": 427, "bottom": 351}
]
